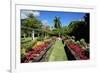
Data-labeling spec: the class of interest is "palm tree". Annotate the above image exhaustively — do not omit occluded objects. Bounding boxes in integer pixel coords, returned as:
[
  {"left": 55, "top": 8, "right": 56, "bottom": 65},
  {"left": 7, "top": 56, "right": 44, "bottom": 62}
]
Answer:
[
  {"left": 53, "top": 16, "right": 62, "bottom": 36},
  {"left": 54, "top": 16, "right": 62, "bottom": 29}
]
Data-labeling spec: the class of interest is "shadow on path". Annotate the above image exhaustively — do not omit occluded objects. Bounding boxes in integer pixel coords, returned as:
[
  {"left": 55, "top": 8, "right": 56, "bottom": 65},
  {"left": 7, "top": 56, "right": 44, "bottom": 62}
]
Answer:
[{"left": 64, "top": 45, "right": 76, "bottom": 60}]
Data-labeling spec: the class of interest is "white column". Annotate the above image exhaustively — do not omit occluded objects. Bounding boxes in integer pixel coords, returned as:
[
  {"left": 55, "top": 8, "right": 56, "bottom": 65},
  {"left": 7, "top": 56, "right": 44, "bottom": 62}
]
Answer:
[{"left": 32, "top": 30, "right": 34, "bottom": 40}]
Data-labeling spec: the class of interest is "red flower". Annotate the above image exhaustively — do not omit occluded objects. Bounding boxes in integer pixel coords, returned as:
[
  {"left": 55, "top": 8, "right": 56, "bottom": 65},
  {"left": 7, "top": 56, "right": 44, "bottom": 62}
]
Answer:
[{"left": 68, "top": 44, "right": 88, "bottom": 60}]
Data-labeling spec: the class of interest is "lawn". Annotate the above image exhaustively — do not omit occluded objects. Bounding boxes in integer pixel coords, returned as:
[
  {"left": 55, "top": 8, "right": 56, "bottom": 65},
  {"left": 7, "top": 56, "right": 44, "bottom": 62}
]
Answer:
[{"left": 48, "top": 39, "right": 68, "bottom": 61}]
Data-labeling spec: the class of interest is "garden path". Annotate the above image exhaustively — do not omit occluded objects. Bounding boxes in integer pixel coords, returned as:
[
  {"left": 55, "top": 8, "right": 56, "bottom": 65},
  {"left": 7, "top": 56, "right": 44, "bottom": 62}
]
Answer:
[{"left": 48, "top": 40, "right": 68, "bottom": 61}]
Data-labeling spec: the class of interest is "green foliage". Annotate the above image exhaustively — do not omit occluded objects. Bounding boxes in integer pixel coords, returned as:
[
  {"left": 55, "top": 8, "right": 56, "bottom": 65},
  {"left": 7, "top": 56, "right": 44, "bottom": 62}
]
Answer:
[
  {"left": 21, "top": 13, "right": 42, "bottom": 38},
  {"left": 65, "top": 20, "right": 89, "bottom": 43},
  {"left": 21, "top": 38, "right": 38, "bottom": 51},
  {"left": 63, "top": 13, "right": 90, "bottom": 43},
  {"left": 52, "top": 28, "right": 61, "bottom": 36},
  {"left": 21, "top": 13, "right": 42, "bottom": 28},
  {"left": 21, "top": 18, "right": 42, "bottom": 29},
  {"left": 21, "top": 53, "right": 26, "bottom": 63},
  {"left": 80, "top": 38, "right": 87, "bottom": 48},
  {"left": 37, "top": 37, "right": 44, "bottom": 41},
  {"left": 21, "top": 37, "right": 32, "bottom": 44}
]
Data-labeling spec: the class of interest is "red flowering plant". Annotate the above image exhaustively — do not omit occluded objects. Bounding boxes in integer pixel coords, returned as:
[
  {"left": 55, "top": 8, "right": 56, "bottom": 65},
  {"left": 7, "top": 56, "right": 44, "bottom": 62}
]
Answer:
[
  {"left": 68, "top": 43, "right": 89, "bottom": 60},
  {"left": 23, "top": 39, "right": 52, "bottom": 63}
]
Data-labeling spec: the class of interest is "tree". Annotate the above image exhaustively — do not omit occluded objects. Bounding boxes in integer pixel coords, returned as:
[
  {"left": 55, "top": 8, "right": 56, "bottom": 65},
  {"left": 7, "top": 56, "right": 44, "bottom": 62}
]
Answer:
[
  {"left": 67, "top": 20, "right": 89, "bottom": 43},
  {"left": 21, "top": 13, "right": 42, "bottom": 38},
  {"left": 63, "top": 13, "right": 90, "bottom": 43},
  {"left": 54, "top": 16, "right": 62, "bottom": 29},
  {"left": 84, "top": 13, "right": 90, "bottom": 25},
  {"left": 84, "top": 13, "right": 90, "bottom": 43},
  {"left": 28, "top": 13, "right": 42, "bottom": 28}
]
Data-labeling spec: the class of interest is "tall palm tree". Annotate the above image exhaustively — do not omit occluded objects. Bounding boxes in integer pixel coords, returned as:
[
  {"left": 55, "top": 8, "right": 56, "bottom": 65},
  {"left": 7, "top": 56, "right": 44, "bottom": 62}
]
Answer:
[{"left": 54, "top": 16, "right": 62, "bottom": 29}]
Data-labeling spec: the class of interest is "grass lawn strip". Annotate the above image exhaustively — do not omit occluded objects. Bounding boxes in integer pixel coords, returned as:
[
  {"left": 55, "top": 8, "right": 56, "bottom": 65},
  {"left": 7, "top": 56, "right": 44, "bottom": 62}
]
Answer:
[{"left": 48, "top": 40, "right": 68, "bottom": 61}]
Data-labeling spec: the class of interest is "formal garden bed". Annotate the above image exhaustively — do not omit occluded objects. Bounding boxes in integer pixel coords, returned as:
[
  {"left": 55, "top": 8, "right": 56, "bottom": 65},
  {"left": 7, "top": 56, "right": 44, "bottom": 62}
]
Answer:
[
  {"left": 62, "top": 36, "right": 89, "bottom": 60},
  {"left": 21, "top": 38, "right": 55, "bottom": 63}
]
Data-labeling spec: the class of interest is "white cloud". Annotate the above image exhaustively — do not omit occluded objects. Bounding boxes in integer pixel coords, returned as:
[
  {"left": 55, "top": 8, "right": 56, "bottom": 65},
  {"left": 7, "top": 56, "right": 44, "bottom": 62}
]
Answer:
[
  {"left": 32, "top": 11, "right": 40, "bottom": 17},
  {"left": 21, "top": 13, "right": 28, "bottom": 19},
  {"left": 21, "top": 10, "right": 40, "bottom": 19},
  {"left": 42, "top": 20, "right": 48, "bottom": 26}
]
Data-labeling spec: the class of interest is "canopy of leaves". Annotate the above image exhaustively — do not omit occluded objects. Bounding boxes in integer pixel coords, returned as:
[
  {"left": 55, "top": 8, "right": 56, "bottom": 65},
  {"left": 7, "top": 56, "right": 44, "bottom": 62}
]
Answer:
[
  {"left": 21, "top": 13, "right": 42, "bottom": 29},
  {"left": 21, "top": 13, "right": 42, "bottom": 37},
  {"left": 67, "top": 20, "right": 89, "bottom": 43}
]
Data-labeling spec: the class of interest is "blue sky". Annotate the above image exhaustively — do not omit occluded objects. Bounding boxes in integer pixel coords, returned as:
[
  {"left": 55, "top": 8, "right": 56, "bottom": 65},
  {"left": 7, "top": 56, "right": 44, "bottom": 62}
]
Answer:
[{"left": 21, "top": 10, "right": 86, "bottom": 27}]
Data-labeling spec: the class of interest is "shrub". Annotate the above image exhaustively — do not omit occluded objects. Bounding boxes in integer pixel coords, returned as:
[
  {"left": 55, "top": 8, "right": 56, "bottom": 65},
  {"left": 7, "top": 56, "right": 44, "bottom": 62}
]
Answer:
[
  {"left": 37, "top": 37, "right": 44, "bottom": 41},
  {"left": 80, "top": 38, "right": 87, "bottom": 48}
]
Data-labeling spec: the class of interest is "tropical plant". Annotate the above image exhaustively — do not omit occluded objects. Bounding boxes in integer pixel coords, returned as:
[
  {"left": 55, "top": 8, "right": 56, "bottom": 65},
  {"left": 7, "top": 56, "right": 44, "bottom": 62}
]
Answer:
[{"left": 54, "top": 16, "right": 62, "bottom": 29}]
